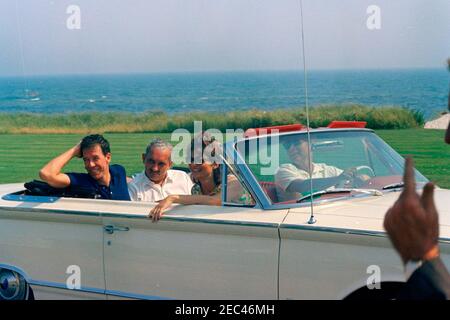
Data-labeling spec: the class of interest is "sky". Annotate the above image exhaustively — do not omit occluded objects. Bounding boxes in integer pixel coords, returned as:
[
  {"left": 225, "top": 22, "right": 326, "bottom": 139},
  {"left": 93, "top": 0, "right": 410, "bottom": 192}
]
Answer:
[{"left": 1, "top": 0, "right": 449, "bottom": 76}]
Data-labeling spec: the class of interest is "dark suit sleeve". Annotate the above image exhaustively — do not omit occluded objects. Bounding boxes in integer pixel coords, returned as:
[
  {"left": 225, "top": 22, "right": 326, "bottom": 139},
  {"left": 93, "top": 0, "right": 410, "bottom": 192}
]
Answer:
[{"left": 397, "top": 257, "right": 450, "bottom": 300}]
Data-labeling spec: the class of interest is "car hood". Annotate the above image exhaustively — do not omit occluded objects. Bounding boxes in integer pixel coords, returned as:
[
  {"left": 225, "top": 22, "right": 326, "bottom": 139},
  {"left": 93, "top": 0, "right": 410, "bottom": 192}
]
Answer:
[{"left": 286, "top": 188, "right": 450, "bottom": 239}]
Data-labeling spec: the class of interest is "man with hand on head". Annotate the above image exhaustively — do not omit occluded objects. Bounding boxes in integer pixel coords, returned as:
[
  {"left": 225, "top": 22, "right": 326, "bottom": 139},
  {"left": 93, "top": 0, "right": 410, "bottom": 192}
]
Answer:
[{"left": 39, "top": 134, "right": 130, "bottom": 201}]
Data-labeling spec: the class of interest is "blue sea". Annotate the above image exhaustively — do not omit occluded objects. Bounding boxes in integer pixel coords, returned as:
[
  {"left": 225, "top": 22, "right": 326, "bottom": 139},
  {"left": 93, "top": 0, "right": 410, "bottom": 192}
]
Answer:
[{"left": 0, "top": 69, "right": 448, "bottom": 119}]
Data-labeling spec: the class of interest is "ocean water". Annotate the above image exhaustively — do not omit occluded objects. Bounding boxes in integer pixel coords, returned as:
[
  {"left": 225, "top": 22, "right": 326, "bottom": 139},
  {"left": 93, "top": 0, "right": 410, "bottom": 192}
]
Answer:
[{"left": 0, "top": 69, "right": 448, "bottom": 119}]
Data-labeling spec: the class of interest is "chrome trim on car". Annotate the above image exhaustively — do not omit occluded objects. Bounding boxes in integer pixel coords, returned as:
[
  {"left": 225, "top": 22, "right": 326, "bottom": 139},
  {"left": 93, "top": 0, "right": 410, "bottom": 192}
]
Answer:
[
  {"left": 27, "top": 279, "right": 170, "bottom": 300},
  {"left": 104, "top": 212, "right": 280, "bottom": 229},
  {"left": 280, "top": 224, "right": 450, "bottom": 243},
  {"left": 267, "top": 190, "right": 397, "bottom": 210},
  {"left": 0, "top": 267, "right": 105, "bottom": 297},
  {"left": 224, "top": 141, "right": 272, "bottom": 209},
  {"left": 0, "top": 206, "right": 102, "bottom": 217},
  {"left": 105, "top": 290, "right": 171, "bottom": 300},
  {"left": 28, "top": 279, "right": 171, "bottom": 300},
  {"left": 0, "top": 205, "right": 280, "bottom": 228},
  {"left": 155, "top": 216, "right": 280, "bottom": 229},
  {"left": 280, "top": 223, "right": 388, "bottom": 238},
  {"left": 25, "top": 278, "right": 174, "bottom": 299},
  {"left": 221, "top": 162, "right": 228, "bottom": 205},
  {"left": 28, "top": 279, "right": 106, "bottom": 295},
  {"left": 2, "top": 193, "right": 60, "bottom": 203},
  {"left": 221, "top": 148, "right": 264, "bottom": 209}
]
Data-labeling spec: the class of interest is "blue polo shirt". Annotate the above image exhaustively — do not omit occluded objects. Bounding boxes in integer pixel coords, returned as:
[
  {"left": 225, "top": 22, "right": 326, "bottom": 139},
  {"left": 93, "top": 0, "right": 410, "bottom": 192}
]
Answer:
[{"left": 67, "top": 164, "right": 131, "bottom": 201}]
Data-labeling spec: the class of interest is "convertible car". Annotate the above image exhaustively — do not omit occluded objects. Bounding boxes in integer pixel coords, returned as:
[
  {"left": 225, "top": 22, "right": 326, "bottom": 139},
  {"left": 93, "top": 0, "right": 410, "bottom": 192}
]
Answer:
[{"left": 1, "top": 122, "right": 449, "bottom": 300}]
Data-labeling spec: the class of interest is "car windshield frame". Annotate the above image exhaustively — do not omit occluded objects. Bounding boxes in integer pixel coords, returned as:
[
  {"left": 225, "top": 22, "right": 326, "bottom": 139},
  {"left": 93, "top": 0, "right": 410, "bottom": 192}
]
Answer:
[{"left": 227, "top": 128, "right": 429, "bottom": 210}]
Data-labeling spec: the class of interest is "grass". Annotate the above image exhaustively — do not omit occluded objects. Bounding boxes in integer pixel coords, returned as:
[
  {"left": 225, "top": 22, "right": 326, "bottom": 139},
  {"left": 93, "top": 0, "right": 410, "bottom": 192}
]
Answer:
[
  {"left": 376, "top": 129, "right": 449, "bottom": 188},
  {"left": 0, "top": 133, "right": 171, "bottom": 184},
  {"left": 0, "top": 129, "right": 448, "bottom": 188},
  {"left": 0, "top": 105, "right": 424, "bottom": 134}
]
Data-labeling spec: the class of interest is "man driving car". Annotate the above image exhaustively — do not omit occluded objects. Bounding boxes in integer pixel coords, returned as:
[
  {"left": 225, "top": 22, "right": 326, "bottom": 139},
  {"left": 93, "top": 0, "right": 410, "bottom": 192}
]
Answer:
[{"left": 275, "top": 136, "right": 369, "bottom": 199}]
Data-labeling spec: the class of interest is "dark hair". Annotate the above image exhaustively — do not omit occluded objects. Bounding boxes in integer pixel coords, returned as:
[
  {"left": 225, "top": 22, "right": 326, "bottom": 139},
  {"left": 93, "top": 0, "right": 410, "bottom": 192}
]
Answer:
[
  {"left": 190, "top": 135, "right": 222, "bottom": 186},
  {"left": 282, "top": 135, "right": 308, "bottom": 149},
  {"left": 80, "top": 134, "right": 110, "bottom": 156}
]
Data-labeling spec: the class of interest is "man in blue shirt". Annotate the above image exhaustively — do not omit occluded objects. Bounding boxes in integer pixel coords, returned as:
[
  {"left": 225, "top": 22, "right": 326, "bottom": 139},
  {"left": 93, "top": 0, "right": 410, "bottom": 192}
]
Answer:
[{"left": 39, "top": 134, "right": 130, "bottom": 201}]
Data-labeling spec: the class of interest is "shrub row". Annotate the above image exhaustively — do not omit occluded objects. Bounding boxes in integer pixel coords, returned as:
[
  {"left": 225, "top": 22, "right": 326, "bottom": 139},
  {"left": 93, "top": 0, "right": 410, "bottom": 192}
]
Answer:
[{"left": 0, "top": 105, "right": 424, "bottom": 134}]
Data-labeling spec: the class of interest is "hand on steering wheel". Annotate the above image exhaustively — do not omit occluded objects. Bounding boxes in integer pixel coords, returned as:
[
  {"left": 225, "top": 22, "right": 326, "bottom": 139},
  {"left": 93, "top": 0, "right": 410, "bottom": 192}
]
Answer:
[
  {"left": 336, "top": 166, "right": 375, "bottom": 188},
  {"left": 335, "top": 167, "right": 357, "bottom": 188}
]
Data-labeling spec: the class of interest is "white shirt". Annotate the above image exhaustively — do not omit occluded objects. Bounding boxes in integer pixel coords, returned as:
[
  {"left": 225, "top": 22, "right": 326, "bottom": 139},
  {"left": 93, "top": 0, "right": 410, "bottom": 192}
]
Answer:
[
  {"left": 128, "top": 169, "right": 194, "bottom": 202},
  {"left": 275, "top": 163, "right": 343, "bottom": 191}
]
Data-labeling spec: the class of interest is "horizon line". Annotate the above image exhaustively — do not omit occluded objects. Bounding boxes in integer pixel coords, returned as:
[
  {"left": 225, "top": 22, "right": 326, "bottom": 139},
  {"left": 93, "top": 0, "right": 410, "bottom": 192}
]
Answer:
[{"left": 0, "top": 66, "right": 446, "bottom": 78}]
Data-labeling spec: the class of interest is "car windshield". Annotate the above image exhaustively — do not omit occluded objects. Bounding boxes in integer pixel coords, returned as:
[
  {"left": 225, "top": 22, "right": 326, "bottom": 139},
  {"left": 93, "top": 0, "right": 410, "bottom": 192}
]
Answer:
[{"left": 236, "top": 130, "right": 428, "bottom": 205}]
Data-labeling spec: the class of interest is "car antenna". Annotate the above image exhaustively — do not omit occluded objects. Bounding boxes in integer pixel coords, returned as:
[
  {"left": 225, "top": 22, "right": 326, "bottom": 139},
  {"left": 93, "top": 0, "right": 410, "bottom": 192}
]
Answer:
[{"left": 298, "top": 0, "right": 316, "bottom": 224}]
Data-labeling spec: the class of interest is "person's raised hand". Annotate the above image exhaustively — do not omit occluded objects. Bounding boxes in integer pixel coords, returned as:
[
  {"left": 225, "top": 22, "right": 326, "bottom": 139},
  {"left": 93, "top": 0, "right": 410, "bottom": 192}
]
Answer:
[
  {"left": 72, "top": 142, "right": 82, "bottom": 158},
  {"left": 383, "top": 157, "right": 440, "bottom": 264}
]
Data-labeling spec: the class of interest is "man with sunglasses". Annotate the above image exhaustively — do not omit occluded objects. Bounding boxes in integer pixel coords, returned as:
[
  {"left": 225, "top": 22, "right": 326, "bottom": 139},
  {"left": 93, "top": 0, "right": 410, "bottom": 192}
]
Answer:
[{"left": 275, "top": 136, "right": 364, "bottom": 199}]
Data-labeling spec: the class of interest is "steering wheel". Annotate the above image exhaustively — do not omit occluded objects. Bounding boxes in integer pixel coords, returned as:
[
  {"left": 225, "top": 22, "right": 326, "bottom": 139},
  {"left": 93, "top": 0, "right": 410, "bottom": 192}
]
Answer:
[{"left": 353, "top": 165, "right": 376, "bottom": 178}]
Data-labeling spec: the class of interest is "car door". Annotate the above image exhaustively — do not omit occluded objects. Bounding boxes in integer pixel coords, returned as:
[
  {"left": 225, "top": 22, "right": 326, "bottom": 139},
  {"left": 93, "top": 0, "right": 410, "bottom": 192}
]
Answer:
[
  {"left": 102, "top": 201, "right": 287, "bottom": 300},
  {"left": 278, "top": 207, "right": 406, "bottom": 299},
  {"left": 0, "top": 195, "right": 106, "bottom": 299}
]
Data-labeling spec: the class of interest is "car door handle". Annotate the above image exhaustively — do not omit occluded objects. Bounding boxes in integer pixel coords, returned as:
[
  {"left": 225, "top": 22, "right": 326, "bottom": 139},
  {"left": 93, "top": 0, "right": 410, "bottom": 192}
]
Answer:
[{"left": 104, "top": 225, "right": 130, "bottom": 234}]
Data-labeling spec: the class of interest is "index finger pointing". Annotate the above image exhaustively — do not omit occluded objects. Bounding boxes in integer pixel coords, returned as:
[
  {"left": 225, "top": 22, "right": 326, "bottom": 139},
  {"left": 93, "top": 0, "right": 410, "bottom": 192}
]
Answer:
[{"left": 403, "top": 157, "right": 416, "bottom": 193}]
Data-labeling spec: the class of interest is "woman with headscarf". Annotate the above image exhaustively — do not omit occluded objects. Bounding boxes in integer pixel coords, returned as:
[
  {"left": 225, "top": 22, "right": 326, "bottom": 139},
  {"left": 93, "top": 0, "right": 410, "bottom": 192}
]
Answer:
[{"left": 149, "top": 133, "right": 253, "bottom": 221}]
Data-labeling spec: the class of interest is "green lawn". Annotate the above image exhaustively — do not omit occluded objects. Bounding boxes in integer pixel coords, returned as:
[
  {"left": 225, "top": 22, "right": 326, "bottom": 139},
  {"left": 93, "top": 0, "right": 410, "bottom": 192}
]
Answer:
[
  {"left": 376, "top": 129, "right": 449, "bottom": 188},
  {"left": 0, "top": 129, "right": 448, "bottom": 188}
]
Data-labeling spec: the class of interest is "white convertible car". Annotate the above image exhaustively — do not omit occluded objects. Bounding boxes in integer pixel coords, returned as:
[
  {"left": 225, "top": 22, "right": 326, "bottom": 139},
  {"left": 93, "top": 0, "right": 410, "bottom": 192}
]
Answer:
[{"left": 1, "top": 123, "right": 449, "bottom": 300}]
